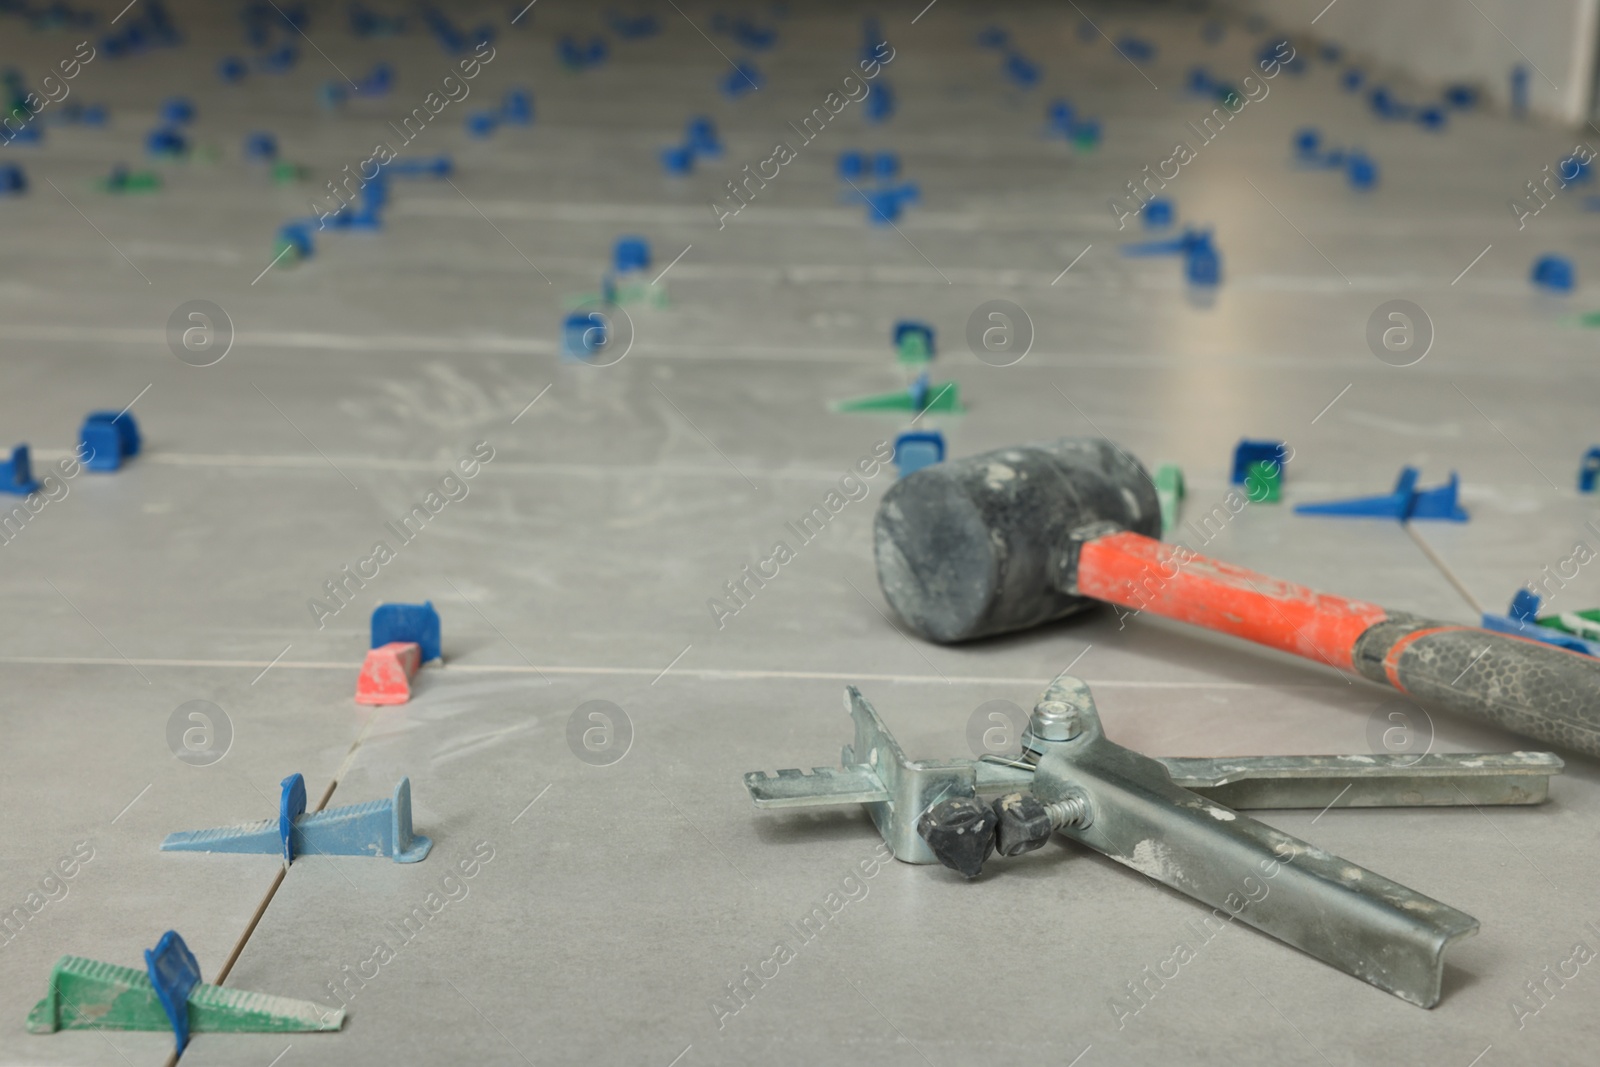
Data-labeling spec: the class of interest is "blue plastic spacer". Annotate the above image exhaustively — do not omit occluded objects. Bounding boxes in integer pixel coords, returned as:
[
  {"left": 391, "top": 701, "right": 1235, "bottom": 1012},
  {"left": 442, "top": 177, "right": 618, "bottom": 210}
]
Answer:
[
  {"left": 1532, "top": 254, "right": 1575, "bottom": 292},
  {"left": 1004, "top": 52, "right": 1039, "bottom": 88},
  {"left": 502, "top": 87, "right": 533, "bottom": 124},
  {"left": 1294, "top": 467, "right": 1468, "bottom": 522},
  {"left": 371, "top": 601, "right": 441, "bottom": 662},
  {"left": 1416, "top": 105, "right": 1447, "bottom": 131},
  {"left": 279, "top": 772, "right": 307, "bottom": 863},
  {"left": 218, "top": 56, "right": 247, "bottom": 82},
  {"left": 1185, "top": 241, "right": 1221, "bottom": 286},
  {"left": 146, "top": 127, "right": 186, "bottom": 156},
  {"left": 1116, "top": 37, "right": 1155, "bottom": 63},
  {"left": 1187, "top": 67, "right": 1213, "bottom": 95},
  {"left": 1481, "top": 591, "right": 1600, "bottom": 657},
  {"left": 1347, "top": 152, "right": 1378, "bottom": 191},
  {"left": 386, "top": 155, "right": 453, "bottom": 178},
  {"left": 863, "top": 188, "right": 903, "bottom": 225},
  {"left": 160, "top": 97, "right": 193, "bottom": 125},
  {"left": 563, "top": 310, "right": 608, "bottom": 359},
  {"left": 144, "top": 931, "right": 201, "bottom": 1052},
  {"left": 1122, "top": 227, "right": 1210, "bottom": 257},
  {"left": 162, "top": 777, "right": 433, "bottom": 863},
  {"left": 1230, "top": 440, "right": 1286, "bottom": 485},
  {"left": 1047, "top": 98, "right": 1074, "bottom": 133},
  {"left": 893, "top": 320, "right": 935, "bottom": 356},
  {"left": 909, "top": 371, "right": 931, "bottom": 411},
  {"left": 837, "top": 150, "right": 865, "bottom": 181},
  {"left": 685, "top": 116, "right": 721, "bottom": 157},
  {"left": 614, "top": 235, "right": 651, "bottom": 274},
  {"left": 465, "top": 111, "right": 498, "bottom": 137},
  {"left": 1293, "top": 127, "right": 1320, "bottom": 161},
  {"left": 894, "top": 431, "right": 945, "bottom": 478},
  {"left": 659, "top": 143, "right": 694, "bottom": 176},
  {"left": 1444, "top": 84, "right": 1477, "bottom": 109},
  {"left": 0, "top": 164, "right": 25, "bottom": 195},
  {"left": 80, "top": 411, "right": 141, "bottom": 472},
  {"left": 1580, "top": 447, "right": 1600, "bottom": 492},
  {"left": 863, "top": 81, "right": 895, "bottom": 122},
  {"left": 0, "top": 444, "right": 40, "bottom": 495},
  {"left": 1143, "top": 199, "right": 1173, "bottom": 227},
  {"left": 244, "top": 132, "right": 277, "bottom": 161},
  {"left": 976, "top": 26, "right": 1008, "bottom": 48},
  {"left": 872, "top": 151, "right": 899, "bottom": 179},
  {"left": 721, "top": 61, "right": 764, "bottom": 97},
  {"left": 1511, "top": 65, "right": 1529, "bottom": 119},
  {"left": 278, "top": 222, "right": 314, "bottom": 258}
]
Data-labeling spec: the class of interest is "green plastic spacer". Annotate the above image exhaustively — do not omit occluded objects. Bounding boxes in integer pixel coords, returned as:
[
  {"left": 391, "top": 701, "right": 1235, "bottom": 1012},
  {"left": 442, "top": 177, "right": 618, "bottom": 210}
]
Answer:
[
  {"left": 896, "top": 333, "right": 931, "bottom": 364},
  {"left": 27, "top": 954, "right": 344, "bottom": 1038},
  {"left": 1154, "top": 463, "right": 1185, "bottom": 534},
  {"left": 831, "top": 382, "right": 962, "bottom": 414},
  {"left": 1244, "top": 460, "right": 1282, "bottom": 503},
  {"left": 1538, "top": 609, "right": 1600, "bottom": 640}
]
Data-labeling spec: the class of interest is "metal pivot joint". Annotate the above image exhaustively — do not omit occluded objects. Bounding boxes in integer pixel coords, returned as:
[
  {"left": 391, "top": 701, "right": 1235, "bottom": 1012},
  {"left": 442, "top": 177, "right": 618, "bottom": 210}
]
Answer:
[{"left": 744, "top": 677, "right": 1563, "bottom": 1008}]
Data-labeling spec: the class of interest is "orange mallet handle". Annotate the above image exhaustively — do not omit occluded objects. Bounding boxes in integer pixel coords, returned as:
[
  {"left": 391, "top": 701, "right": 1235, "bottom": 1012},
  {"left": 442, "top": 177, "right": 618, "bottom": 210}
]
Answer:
[{"left": 1075, "top": 531, "right": 1600, "bottom": 757}]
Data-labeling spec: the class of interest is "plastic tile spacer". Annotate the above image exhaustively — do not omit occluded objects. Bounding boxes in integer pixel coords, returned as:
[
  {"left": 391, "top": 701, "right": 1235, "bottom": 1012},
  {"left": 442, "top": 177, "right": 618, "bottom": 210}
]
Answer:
[
  {"left": 1580, "top": 447, "right": 1600, "bottom": 492},
  {"left": 80, "top": 411, "right": 141, "bottom": 472},
  {"left": 893, "top": 320, "right": 935, "bottom": 362},
  {"left": 1230, "top": 439, "right": 1287, "bottom": 485},
  {"left": 563, "top": 310, "right": 609, "bottom": 359},
  {"left": 1347, "top": 151, "right": 1379, "bottom": 191},
  {"left": 1244, "top": 460, "right": 1282, "bottom": 502},
  {"left": 893, "top": 431, "right": 945, "bottom": 478},
  {"left": 356, "top": 642, "right": 421, "bottom": 705},
  {"left": 371, "top": 601, "right": 441, "bottom": 662},
  {"left": 1154, "top": 463, "right": 1185, "bottom": 534},
  {"left": 0, "top": 444, "right": 40, "bottom": 495},
  {"left": 279, "top": 773, "right": 306, "bottom": 862},
  {"left": 144, "top": 930, "right": 200, "bottom": 1051},
  {"left": 1294, "top": 467, "right": 1468, "bottom": 522},
  {"left": 244, "top": 131, "right": 278, "bottom": 161},
  {"left": 614, "top": 235, "right": 651, "bottom": 274},
  {"left": 159, "top": 97, "right": 194, "bottom": 125},
  {"left": 28, "top": 929, "right": 344, "bottom": 1040},
  {"left": 685, "top": 116, "right": 721, "bottom": 158},
  {"left": 1481, "top": 591, "right": 1600, "bottom": 657},
  {"left": 162, "top": 777, "right": 432, "bottom": 863},
  {"left": 385, "top": 155, "right": 453, "bottom": 178},
  {"left": 1532, "top": 255, "right": 1576, "bottom": 293},
  {"left": 659, "top": 143, "right": 694, "bottom": 176},
  {"left": 502, "top": 87, "right": 533, "bottom": 124}
]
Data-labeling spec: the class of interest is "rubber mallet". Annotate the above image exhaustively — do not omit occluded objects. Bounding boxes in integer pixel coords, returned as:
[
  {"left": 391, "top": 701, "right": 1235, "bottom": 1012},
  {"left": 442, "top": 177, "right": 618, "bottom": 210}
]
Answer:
[{"left": 873, "top": 438, "right": 1600, "bottom": 758}]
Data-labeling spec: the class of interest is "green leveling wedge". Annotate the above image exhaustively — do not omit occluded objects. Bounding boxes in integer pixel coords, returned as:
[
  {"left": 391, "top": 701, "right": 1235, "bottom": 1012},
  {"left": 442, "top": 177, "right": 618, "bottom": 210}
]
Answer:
[
  {"left": 832, "top": 371, "right": 962, "bottom": 414},
  {"left": 28, "top": 931, "right": 342, "bottom": 1051}
]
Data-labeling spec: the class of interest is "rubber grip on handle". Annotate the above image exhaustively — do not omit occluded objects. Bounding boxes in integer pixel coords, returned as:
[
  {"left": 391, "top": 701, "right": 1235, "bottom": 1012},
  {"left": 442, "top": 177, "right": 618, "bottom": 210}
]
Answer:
[
  {"left": 1353, "top": 617, "right": 1600, "bottom": 758},
  {"left": 1075, "top": 531, "right": 1600, "bottom": 757},
  {"left": 1074, "top": 531, "right": 1389, "bottom": 670}
]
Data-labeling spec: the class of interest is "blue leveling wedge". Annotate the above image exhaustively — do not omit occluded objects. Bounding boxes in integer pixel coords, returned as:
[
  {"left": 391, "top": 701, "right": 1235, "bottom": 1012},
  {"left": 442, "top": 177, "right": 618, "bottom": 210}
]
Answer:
[
  {"left": 162, "top": 773, "right": 432, "bottom": 863},
  {"left": 27, "top": 930, "right": 343, "bottom": 1049}
]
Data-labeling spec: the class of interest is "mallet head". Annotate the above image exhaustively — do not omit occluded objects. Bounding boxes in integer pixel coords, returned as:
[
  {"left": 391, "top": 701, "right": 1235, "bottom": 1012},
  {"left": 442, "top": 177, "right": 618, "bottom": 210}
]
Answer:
[{"left": 873, "top": 437, "right": 1160, "bottom": 643}]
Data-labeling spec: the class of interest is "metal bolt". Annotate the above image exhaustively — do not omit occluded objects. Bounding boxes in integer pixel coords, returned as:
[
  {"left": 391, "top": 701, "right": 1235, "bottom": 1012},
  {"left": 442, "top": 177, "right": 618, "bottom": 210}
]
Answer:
[
  {"left": 1045, "top": 794, "right": 1092, "bottom": 831},
  {"left": 1028, "top": 698, "right": 1081, "bottom": 743}
]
